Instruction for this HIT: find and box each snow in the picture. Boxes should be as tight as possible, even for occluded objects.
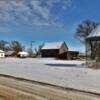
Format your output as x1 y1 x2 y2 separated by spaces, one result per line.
0 58 99 93
41 42 64 49
87 25 100 38
0 50 5 53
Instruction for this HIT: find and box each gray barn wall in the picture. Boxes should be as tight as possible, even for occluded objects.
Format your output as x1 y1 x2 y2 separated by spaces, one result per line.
59 43 68 54
41 49 59 57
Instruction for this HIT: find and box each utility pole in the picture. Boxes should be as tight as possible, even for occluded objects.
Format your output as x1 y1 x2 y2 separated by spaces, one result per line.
30 41 34 50
29 41 34 57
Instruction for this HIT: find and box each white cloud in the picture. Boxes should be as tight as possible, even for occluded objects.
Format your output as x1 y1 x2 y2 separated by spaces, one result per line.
0 27 13 34
0 0 73 26
31 0 50 20
62 0 73 9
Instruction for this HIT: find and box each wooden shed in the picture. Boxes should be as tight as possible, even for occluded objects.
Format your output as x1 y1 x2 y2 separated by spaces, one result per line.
41 42 68 58
56 51 79 60
67 51 79 60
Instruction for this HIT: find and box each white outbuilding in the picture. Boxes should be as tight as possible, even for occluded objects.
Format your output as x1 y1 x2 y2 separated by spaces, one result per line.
18 51 29 58
0 50 5 58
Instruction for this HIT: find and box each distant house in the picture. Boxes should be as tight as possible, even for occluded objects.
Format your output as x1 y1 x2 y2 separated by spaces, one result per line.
41 42 68 58
5 51 17 57
0 50 5 58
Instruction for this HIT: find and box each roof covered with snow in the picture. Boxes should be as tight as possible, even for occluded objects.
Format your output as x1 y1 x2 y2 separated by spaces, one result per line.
5 51 15 55
87 25 100 40
41 42 66 50
0 50 5 53
18 51 28 55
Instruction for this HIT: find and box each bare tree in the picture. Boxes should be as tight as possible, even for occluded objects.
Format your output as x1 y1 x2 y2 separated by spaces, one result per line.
9 41 24 53
75 20 99 59
27 47 33 57
34 44 44 56
0 40 8 51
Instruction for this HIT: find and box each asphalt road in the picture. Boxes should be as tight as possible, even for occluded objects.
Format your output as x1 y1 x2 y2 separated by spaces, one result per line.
0 75 100 100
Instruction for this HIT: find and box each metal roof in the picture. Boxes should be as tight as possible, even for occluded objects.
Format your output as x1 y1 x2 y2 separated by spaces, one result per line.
41 42 66 50
87 25 100 40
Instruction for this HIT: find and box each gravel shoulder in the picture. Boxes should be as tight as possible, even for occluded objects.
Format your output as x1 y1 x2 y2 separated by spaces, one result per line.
0 75 100 100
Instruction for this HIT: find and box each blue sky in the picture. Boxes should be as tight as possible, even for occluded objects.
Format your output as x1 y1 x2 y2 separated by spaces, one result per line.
0 0 99 52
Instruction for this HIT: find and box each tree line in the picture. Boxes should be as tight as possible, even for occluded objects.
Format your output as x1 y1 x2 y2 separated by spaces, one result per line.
0 40 44 57
0 40 24 53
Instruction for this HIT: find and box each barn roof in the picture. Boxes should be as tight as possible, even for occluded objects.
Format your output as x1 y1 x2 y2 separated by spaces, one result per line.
41 42 67 50
87 25 100 40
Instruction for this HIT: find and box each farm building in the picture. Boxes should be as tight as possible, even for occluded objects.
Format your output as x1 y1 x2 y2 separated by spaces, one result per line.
5 51 17 57
86 25 100 68
67 51 79 60
0 50 5 58
18 51 29 58
78 53 86 60
58 51 79 60
41 42 68 58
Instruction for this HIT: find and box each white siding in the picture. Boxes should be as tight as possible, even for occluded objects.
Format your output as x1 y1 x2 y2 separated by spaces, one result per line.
0 53 5 58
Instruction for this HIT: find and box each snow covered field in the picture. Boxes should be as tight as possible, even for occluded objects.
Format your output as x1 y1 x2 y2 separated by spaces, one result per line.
0 58 99 93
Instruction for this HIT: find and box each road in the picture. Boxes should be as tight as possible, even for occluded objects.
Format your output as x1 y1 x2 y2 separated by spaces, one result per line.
0 75 100 100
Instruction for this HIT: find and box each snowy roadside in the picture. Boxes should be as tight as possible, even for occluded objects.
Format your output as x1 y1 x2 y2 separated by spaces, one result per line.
0 58 99 94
